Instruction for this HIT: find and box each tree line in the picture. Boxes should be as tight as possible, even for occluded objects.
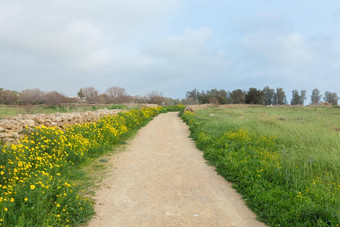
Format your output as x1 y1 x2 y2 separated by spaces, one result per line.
0 87 174 107
1 86 338 107
185 87 339 106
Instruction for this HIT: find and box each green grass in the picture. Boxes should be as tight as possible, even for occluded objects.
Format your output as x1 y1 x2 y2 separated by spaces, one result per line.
181 106 340 226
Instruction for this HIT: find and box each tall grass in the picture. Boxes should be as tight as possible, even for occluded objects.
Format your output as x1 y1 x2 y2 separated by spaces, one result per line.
181 106 340 226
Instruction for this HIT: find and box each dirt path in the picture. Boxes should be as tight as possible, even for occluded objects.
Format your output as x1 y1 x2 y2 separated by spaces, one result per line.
88 112 265 227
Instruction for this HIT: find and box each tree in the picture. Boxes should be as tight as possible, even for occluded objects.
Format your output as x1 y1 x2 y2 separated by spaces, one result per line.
186 89 199 104
230 89 246 104
274 88 287 105
81 87 99 104
77 89 85 99
0 89 18 105
291 90 300 105
19 89 44 105
245 88 264 104
105 86 128 104
324 91 339 105
310 89 322 105
147 91 165 105
44 91 66 107
133 95 148 104
197 90 209 104
263 86 275 105
291 90 307 105
207 89 228 104
300 90 307 105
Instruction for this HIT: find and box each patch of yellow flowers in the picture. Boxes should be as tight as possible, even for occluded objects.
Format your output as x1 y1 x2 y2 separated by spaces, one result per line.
0 107 160 226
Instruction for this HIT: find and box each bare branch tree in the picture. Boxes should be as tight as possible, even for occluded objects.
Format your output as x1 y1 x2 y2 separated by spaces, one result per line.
81 87 99 104
19 89 44 105
44 91 66 107
105 86 128 103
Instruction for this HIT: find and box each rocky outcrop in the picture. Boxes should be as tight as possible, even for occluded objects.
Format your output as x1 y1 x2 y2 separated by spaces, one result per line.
0 109 124 143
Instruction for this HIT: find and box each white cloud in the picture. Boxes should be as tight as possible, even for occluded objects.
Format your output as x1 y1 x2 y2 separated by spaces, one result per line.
154 27 212 58
243 31 317 67
0 0 181 71
149 27 227 71
1 0 339 99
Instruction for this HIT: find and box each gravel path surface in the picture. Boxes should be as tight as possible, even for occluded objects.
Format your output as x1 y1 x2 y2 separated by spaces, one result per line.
88 112 265 227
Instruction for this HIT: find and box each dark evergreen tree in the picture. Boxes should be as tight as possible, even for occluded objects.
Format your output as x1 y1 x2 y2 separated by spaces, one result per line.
245 88 264 104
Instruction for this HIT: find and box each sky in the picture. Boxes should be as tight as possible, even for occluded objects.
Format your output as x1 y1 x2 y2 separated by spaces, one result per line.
1 0 340 100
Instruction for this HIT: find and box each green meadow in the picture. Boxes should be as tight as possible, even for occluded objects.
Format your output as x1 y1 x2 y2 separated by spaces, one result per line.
181 106 340 226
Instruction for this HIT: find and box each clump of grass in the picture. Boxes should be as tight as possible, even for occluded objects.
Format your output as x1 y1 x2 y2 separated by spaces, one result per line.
182 106 340 226
107 104 127 110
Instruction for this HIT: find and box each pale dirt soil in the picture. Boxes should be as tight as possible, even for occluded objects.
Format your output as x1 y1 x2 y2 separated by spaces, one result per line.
88 112 266 227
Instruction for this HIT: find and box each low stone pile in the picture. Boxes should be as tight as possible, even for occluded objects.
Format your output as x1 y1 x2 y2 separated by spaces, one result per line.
0 109 124 143
184 104 213 112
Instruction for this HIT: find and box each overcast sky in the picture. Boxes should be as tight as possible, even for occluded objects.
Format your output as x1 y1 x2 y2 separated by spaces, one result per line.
1 0 340 99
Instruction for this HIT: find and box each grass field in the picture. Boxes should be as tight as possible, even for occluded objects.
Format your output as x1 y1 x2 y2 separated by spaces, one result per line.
181 106 340 226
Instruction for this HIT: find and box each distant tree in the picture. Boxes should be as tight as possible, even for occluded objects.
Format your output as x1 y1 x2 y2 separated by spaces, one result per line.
186 89 200 104
105 86 128 104
273 88 287 105
263 86 275 105
291 90 300 105
0 89 18 105
324 91 339 105
81 87 99 104
310 89 322 105
300 90 307 105
245 88 264 104
44 91 66 107
147 91 165 105
291 89 307 105
230 89 246 104
207 89 228 104
77 89 85 99
133 95 148 104
98 94 110 104
197 90 209 104
19 89 44 105
166 98 181 105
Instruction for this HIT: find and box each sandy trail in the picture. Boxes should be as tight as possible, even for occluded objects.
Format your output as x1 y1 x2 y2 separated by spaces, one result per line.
88 112 265 227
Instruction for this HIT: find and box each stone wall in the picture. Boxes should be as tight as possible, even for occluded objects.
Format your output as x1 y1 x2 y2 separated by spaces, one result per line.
0 109 124 143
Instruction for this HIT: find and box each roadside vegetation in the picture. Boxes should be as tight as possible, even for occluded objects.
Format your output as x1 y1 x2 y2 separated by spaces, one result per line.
0 105 184 226
181 106 340 226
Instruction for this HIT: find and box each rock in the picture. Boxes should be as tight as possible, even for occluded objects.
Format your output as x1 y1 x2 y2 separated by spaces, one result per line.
0 120 15 129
